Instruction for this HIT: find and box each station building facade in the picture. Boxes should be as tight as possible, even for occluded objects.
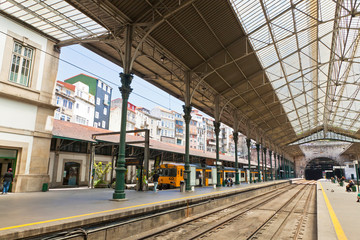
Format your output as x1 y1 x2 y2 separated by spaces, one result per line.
0 15 59 192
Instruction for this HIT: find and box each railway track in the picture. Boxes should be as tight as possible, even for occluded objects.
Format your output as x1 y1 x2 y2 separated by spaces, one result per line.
131 181 316 240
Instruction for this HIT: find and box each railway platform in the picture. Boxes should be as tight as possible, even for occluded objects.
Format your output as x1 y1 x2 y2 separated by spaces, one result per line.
317 179 360 240
0 180 290 239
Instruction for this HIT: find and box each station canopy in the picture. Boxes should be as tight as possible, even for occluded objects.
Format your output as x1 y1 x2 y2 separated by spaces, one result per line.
2 0 360 157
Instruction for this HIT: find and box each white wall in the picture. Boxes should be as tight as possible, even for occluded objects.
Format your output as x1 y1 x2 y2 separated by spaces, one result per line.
109 107 121 131
0 97 37 131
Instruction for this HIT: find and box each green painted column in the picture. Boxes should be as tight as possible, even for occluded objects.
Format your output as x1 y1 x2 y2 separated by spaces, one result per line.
264 147 267 181
274 152 277 180
256 144 261 182
261 145 264 181
269 150 273 180
278 155 281 179
214 121 221 187
233 132 240 185
113 73 133 200
287 160 289 179
246 138 252 183
283 157 286 179
183 105 192 191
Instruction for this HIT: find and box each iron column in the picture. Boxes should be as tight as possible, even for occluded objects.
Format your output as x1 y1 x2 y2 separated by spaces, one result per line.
256 144 261 182
214 121 221 187
233 132 240 185
278 155 281 179
264 147 267 181
113 73 133 200
354 160 359 192
269 150 273 180
246 138 252 183
183 105 192 191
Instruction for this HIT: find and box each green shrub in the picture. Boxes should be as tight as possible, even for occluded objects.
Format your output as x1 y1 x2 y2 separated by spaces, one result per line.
93 161 112 187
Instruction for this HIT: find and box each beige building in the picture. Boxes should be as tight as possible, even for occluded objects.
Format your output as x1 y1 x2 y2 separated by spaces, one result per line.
0 15 59 192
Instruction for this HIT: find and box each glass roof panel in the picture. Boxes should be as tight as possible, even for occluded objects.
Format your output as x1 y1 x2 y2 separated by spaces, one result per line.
0 0 107 41
231 0 360 136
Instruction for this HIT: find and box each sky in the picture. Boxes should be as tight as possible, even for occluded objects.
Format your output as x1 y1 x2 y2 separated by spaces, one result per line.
56 45 186 114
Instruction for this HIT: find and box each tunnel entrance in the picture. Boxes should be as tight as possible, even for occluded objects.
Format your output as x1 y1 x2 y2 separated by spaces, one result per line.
305 158 343 180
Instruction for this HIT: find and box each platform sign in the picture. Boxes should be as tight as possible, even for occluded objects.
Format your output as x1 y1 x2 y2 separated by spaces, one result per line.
212 167 217 185
333 166 345 169
190 165 196 186
243 166 257 169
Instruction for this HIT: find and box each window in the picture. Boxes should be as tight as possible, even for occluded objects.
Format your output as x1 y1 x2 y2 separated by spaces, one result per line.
96 97 100 105
88 106 90 113
98 81 101 87
9 42 33 86
107 87 111 94
76 115 87 125
60 115 65 121
66 116 71 122
103 84 106 91
102 121 106 128
76 103 79 109
68 102 73 109
56 96 61 105
103 108 107 115
63 99 68 108
95 111 99 119
104 94 109 105
65 90 71 96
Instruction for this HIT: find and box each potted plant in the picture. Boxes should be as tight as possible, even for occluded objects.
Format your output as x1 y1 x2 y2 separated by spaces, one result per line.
93 161 112 188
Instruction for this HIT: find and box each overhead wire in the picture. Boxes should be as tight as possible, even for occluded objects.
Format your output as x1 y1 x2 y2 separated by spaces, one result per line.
0 29 179 111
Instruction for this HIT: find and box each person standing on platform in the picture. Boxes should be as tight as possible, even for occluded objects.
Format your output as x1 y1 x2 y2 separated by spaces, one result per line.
199 172 203 186
2 168 13 194
152 171 160 192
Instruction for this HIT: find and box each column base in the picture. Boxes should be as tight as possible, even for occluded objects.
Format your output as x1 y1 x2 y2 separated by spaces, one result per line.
15 174 50 192
113 192 126 200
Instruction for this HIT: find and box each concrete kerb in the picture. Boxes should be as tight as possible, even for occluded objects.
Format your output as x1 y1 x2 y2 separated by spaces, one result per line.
0 180 290 239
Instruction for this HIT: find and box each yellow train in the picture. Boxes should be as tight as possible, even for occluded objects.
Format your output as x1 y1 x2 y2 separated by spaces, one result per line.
157 163 270 189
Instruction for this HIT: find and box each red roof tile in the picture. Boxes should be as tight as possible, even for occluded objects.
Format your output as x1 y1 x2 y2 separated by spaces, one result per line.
52 120 248 164
57 81 75 92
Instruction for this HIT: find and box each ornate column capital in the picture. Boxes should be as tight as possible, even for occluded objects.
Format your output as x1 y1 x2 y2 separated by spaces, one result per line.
233 132 238 143
183 105 192 124
213 121 221 135
119 73 133 100
246 138 251 148
263 147 267 154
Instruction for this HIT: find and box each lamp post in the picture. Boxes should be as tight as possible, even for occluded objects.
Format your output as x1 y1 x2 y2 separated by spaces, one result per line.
354 160 359 192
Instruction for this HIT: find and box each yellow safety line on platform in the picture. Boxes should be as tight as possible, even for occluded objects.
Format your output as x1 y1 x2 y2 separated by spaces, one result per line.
0 187 246 231
319 182 348 240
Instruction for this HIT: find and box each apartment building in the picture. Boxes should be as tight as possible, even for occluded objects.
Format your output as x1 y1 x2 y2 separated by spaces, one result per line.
151 107 175 144
54 81 75 122
109 98 137 132
72 81 95 127
136 107 161 141
173 111 184 146
65 74 112 129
